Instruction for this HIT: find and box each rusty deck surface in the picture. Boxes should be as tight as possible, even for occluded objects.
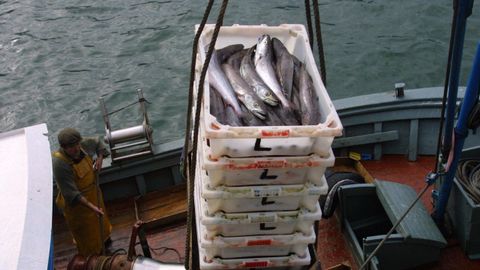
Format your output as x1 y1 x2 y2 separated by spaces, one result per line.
53 156 480 270
53 184 188 269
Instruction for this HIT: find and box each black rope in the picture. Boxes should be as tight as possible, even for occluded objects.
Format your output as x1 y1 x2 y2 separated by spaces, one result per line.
184 1 229 269
182 1 214 268
182 0 215 178
105 98 151 116
304 0 314 49
436 0 460 171
312 0 327 86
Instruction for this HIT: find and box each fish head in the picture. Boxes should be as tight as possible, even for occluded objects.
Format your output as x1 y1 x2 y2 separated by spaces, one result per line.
254 35 271 63
245 95 266 120
259 88 279 106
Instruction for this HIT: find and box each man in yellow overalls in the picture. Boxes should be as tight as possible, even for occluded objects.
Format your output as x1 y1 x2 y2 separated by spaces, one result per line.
53 128 112 256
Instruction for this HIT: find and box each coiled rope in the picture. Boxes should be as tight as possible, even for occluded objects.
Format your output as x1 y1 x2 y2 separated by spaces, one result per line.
467 100 480 129
456 159 480 203
182 1 229 269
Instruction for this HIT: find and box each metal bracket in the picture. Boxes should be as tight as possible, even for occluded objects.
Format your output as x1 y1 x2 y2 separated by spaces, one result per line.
100 89 154 163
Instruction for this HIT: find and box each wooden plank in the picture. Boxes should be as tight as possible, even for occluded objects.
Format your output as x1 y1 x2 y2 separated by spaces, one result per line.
332 130 399 148
53 184 187 270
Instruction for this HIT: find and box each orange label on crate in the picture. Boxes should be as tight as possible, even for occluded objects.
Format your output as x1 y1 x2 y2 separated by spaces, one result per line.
226 163 257 170
261 129 290 137
244 261 269 268
247 239 272 246
226 160 285 170
256 160 285 168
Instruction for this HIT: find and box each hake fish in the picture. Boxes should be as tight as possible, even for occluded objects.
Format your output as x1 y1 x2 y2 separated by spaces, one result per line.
208 49 243 117
216 44 244 63
240 46 279 106
222 63 267 120
298 63 321 125
240 103 266 126
254 35 294 111
209 86 226 124
272 37 294 101
226 49 248 70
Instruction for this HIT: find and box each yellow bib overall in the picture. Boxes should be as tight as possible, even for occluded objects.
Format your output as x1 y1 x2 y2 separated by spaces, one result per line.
54 151 112 256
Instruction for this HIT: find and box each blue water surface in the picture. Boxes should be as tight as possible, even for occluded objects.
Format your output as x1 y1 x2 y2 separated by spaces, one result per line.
0 0 479 149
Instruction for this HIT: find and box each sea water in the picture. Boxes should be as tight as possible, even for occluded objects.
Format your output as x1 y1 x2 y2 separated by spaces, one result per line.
0 0 479 149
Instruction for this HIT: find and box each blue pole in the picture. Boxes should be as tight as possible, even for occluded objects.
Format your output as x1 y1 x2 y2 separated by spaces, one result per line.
434 42 480 224
442 0 474 158
48 234 54 270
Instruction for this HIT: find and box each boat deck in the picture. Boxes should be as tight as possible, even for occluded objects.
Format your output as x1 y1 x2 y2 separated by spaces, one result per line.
53 155 480 270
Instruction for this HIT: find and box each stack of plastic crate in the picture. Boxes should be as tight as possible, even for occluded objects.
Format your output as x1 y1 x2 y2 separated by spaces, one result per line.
194 24 343 269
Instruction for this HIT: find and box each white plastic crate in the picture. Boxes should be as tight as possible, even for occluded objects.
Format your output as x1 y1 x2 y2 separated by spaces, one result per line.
198 220 315 260
200 136 335 187
195 181 322 239
198 246 311 269
196 24 343 159
199 161 328 213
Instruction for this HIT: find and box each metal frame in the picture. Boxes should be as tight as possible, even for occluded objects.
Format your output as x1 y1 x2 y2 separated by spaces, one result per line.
100 89 154 163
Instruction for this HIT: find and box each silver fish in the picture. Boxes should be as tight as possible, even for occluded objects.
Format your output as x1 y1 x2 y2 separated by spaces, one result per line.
272 37 294 101
240 103 265 126
209 86 226 124
208 49 243 117
291 85 303 122
263 103 290 126
274 103 301 125
222 63 267 120
225 104 243 126
298 64 321 125
292 54 303 91
216 44 244 63
226 49 248 70
254 35 294 111
240 46 279 106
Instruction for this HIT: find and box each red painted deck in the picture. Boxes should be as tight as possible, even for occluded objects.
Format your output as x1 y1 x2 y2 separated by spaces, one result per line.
53 155 480 270
315 155 480 270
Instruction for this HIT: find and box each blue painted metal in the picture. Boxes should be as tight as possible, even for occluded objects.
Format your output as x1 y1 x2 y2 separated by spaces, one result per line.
442 0 474 160
333 87 480 158
434 42 480 223
48 235 54 270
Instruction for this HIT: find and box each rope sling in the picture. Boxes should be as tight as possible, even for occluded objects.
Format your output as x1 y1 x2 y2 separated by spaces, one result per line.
181 1 327 268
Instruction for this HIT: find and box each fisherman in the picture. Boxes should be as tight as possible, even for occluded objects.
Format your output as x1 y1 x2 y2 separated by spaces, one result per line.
52 128 112 256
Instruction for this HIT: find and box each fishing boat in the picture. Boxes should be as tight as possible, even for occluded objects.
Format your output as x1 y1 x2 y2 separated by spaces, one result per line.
2 1 480 269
